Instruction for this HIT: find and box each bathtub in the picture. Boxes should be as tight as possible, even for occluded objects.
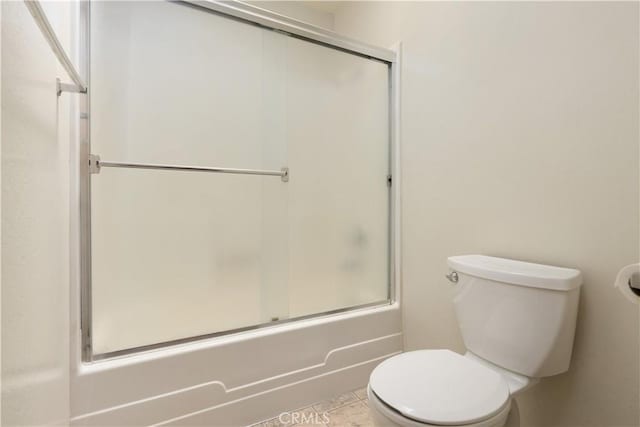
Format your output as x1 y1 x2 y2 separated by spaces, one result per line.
70 303 402 426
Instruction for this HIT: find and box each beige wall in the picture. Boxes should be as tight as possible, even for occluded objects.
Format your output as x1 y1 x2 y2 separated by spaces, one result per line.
333 2 639 426
1 1 74 425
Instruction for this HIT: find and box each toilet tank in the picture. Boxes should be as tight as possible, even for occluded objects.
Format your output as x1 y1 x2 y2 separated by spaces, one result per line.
448 255 581 378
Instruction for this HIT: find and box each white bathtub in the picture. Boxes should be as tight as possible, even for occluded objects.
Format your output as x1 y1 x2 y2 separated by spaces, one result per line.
70 303 402 426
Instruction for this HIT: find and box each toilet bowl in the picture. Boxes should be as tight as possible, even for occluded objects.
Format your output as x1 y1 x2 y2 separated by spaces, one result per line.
366 255 581 427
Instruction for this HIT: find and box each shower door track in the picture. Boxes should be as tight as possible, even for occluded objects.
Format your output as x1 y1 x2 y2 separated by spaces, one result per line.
182 1 396 62
79 0 400 362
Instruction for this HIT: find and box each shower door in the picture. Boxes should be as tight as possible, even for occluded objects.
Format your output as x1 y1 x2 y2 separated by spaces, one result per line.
85 1 392 359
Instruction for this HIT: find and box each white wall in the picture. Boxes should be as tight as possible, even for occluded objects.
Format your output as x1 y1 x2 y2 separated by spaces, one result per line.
1 1 75 425
334 2 639 426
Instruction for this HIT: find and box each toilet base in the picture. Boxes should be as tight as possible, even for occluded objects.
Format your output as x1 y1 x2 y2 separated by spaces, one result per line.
367 385 520 427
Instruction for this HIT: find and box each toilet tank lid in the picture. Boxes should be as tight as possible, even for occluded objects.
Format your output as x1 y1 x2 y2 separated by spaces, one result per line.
448 255 582 291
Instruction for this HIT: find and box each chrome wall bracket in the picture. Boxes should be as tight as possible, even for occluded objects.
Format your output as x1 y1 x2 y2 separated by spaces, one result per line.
57 78 87 97
89 154 101 174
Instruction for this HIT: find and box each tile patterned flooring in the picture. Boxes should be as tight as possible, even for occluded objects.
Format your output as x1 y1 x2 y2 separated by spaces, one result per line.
251 388 373 427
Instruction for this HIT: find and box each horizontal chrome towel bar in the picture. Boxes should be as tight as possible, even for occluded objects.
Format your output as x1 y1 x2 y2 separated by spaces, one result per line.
89 155 289 182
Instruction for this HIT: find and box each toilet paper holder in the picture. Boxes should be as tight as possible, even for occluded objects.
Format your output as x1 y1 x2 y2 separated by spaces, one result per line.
614 263 640 304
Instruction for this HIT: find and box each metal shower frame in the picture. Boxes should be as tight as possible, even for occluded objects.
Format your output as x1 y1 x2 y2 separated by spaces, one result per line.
75 0 401 362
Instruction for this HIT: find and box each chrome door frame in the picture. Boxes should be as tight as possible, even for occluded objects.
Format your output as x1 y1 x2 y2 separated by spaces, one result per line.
79 0 401 362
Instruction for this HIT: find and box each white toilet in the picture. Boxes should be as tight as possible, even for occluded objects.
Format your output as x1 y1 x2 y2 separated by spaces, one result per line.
368 255 582 427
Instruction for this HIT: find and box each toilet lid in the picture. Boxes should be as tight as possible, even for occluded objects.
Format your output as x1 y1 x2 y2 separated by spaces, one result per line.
369 350 510 425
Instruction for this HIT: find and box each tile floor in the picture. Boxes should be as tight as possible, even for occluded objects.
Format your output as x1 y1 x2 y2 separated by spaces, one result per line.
251 387 373 427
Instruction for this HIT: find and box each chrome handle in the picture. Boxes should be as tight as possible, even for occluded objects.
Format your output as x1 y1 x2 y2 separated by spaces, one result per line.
445 271 459 283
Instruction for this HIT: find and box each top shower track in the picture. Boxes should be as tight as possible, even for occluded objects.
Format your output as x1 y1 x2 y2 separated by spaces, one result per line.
183 0 396 63
24 0 397 97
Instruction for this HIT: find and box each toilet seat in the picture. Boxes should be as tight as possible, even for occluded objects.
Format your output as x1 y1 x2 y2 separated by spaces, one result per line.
369 350 511 426
368 385 512 427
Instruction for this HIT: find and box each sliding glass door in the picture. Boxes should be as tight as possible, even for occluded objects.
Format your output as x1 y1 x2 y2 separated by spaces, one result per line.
86 1 391 358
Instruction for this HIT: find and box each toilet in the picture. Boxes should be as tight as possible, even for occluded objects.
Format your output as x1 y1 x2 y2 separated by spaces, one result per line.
368 255 582 427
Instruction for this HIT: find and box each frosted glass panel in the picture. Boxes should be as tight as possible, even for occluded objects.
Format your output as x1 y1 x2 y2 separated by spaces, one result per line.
89 1 389 356
91 172 279 354
285 39 389 317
